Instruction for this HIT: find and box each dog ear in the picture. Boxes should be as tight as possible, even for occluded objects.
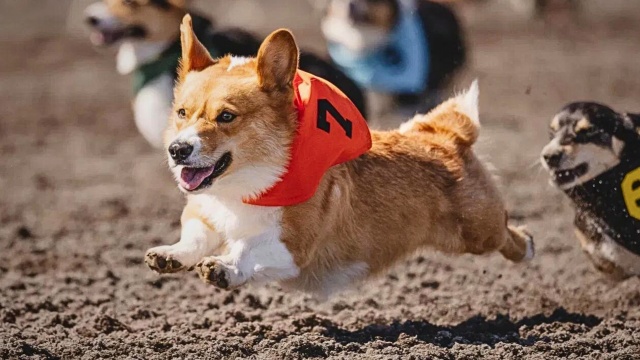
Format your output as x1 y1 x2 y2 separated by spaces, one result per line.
583 103 640 145
256 29 299 91
618 113 640 145
178 14 215 81
627 113 640 137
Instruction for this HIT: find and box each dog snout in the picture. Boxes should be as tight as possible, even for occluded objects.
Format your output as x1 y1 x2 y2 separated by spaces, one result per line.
542 150 564 168
84 2 118 30
169 141 194 162
86 16 100 27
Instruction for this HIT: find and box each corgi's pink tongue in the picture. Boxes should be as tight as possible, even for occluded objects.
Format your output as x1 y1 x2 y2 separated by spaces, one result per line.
89 30 123 46
179 166 215 191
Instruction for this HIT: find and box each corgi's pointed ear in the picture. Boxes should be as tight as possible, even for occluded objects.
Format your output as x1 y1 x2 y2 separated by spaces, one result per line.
178 14 215 80
256 29 299 91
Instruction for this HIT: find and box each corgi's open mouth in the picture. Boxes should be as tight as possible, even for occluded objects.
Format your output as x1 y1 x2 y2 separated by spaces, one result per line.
552 163 589 185
178 152 232 192
89 26 147 46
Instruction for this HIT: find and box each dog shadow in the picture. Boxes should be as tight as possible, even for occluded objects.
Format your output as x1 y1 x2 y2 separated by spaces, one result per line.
322 307 601 348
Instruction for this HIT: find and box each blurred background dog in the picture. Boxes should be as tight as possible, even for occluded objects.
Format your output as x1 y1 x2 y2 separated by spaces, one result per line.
84 0 367 148
432 0 581 19
319 0 466 115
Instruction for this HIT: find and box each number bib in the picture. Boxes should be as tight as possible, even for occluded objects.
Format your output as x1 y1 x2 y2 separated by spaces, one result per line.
565 150 640 255
244 70 372 206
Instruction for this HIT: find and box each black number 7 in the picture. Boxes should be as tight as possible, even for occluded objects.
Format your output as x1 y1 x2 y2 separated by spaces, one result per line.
316 99 353 139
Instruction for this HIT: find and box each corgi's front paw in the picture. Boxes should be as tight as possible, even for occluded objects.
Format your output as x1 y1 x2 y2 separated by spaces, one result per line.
195 256 245 290
145 246 190 273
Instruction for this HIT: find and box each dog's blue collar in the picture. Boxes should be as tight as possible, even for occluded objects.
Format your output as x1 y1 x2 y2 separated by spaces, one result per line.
327 9 430 94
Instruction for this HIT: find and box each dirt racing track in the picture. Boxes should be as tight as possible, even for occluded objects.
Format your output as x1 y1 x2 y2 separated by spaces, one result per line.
1 1 640 358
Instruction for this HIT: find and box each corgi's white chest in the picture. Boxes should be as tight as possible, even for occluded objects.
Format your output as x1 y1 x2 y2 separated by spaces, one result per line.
191 194 282 241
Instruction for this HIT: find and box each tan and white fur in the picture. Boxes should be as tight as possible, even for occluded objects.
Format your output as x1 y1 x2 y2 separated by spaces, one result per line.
145 15 534 298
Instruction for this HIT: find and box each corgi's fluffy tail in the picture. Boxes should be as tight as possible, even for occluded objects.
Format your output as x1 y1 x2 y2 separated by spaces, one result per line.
399 80 480 148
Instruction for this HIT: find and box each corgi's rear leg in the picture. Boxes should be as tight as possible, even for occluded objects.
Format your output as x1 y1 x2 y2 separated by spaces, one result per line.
500 225 534 262
462 216 535 262
459 222 534 262
456 208 534 262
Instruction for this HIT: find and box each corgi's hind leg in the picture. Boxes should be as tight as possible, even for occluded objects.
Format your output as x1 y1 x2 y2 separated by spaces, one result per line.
499 225 534 262
460 223 533 262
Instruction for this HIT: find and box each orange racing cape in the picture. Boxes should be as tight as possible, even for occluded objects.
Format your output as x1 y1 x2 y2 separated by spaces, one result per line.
244 70 371 206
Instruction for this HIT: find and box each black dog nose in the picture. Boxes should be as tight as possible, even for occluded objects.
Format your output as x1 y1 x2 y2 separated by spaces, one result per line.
86 16 100 27
543 152 563 167
169 142 194 161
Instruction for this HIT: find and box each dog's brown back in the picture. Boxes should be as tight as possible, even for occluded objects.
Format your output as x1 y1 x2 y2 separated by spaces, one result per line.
280 83 532 292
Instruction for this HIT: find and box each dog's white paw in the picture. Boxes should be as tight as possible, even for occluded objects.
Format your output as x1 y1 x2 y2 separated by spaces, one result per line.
195 256 246 290
144 245 200 274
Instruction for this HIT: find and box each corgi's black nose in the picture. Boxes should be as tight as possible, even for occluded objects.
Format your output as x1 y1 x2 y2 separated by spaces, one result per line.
169 142 194 161
543 152 563 168
86 16 99 27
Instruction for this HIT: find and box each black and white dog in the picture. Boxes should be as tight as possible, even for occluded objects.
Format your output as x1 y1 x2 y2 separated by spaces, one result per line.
542 102 640 278
320 0 466 113
85 0 367 148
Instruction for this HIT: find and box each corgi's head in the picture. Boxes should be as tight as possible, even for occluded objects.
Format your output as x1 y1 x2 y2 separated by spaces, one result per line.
321 0 400 53
84 0 188 46
541 102 638 189
164 16 299 199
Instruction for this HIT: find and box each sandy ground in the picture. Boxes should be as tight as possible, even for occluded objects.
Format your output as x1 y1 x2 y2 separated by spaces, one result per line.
2 1 640 359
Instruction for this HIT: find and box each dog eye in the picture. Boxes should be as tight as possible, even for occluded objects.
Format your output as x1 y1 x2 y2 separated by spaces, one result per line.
122 0 136 6
216 111 236 123
575 127 598 138
177 108 186 119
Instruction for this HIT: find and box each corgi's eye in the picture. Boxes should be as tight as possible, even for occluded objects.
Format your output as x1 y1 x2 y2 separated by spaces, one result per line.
216 111 236 123
122 0 136 7
177 108 186 119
